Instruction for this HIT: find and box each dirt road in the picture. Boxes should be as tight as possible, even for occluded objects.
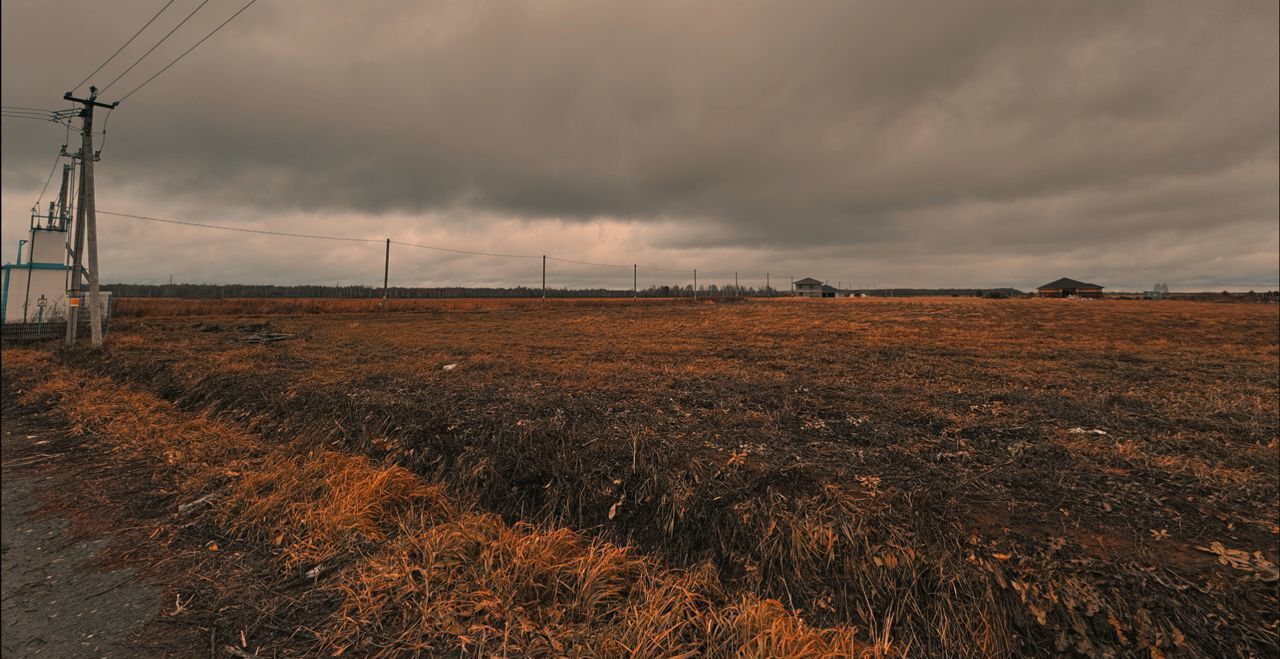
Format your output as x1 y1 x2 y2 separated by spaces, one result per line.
1 415 163 657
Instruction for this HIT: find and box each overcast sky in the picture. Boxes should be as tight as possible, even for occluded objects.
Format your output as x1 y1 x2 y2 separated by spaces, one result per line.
3 0 1277 291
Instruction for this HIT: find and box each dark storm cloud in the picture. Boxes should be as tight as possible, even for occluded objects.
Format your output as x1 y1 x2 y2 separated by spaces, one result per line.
2 0 1277 290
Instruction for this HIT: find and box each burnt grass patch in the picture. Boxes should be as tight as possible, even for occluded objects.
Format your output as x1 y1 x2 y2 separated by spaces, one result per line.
57 298 1280 656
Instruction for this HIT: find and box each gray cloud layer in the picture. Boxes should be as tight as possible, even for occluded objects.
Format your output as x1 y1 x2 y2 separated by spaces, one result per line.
2 0 1277 290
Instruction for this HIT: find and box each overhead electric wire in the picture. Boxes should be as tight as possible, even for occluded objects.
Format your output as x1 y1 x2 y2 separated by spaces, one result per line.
0 105 58 113
546 256 631 269
391 240 540 260
94 210 382 243
97 108 114 153
35 150 63 207
1 112 71 127
117 0 259 103
1 110 58 119
100 0 211 95
639 264 700 274
59 207 762 284
70 0 178 93
36 115 76 208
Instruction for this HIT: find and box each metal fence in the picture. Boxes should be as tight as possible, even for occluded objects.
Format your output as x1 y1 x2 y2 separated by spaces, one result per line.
0 318 110 343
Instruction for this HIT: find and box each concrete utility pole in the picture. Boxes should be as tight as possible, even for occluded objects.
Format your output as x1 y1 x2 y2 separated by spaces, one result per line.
64 86 117 347
382 238 390 307
65 149 88 346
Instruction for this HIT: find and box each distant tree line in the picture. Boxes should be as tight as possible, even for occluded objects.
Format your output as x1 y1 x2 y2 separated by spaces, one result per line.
101 282 795 299
863 288 1025 298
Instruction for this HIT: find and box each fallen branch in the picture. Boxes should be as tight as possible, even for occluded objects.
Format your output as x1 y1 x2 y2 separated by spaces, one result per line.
223 645 261 659
178 493 219 514
2 453 62 467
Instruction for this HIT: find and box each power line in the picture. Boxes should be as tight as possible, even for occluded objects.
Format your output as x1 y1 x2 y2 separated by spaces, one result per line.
27 107 76 210
0 105 59 113
70 0 178 93
117 0 259 103
546 255 631 269
638 265 695 274
1 112 73 128
392 240 540 260
35 149 64 206
95 209 381 243
101 0 211 95
97 108 115 154
73 207 770 283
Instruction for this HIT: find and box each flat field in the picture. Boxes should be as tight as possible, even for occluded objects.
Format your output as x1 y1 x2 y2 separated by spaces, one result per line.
8 297 1278 656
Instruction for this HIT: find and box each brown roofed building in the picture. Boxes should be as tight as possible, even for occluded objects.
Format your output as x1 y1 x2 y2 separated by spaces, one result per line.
1037 277 1104 298
794 277 824 297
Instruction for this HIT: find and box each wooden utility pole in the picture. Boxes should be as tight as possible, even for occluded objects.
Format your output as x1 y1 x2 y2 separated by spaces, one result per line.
64 86 117 347
382 238 390 307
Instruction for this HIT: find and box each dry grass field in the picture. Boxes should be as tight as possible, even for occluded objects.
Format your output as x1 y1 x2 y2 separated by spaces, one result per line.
4 297 1277 656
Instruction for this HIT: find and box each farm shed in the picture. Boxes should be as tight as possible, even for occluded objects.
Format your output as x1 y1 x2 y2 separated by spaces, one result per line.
1037 277 1104 298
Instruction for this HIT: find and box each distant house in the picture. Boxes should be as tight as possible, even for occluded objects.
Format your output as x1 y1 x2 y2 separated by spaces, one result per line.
794 277 824 297
1037 277 1104 298
794 278 843 298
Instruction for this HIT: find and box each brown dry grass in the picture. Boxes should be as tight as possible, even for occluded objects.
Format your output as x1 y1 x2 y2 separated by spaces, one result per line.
5 348 875 657
111 296 710 318
28 297 1280 656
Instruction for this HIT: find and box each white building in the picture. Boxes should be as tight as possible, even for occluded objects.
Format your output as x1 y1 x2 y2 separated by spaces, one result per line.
2 212 110 326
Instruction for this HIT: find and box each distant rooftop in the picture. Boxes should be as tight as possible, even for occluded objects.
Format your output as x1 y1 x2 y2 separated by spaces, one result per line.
1038 277 1103 290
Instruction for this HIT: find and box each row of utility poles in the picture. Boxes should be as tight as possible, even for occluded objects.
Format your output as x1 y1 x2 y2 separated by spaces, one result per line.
62 86 117 347
374 244 791 300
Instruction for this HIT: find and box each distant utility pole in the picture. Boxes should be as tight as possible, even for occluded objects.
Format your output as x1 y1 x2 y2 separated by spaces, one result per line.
766 272 770 296
382 238 390 307
64 86 117 347
693 269 697 300
790 275 794 294
633 264 637 299
541 255 546 299
734 272 739 297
